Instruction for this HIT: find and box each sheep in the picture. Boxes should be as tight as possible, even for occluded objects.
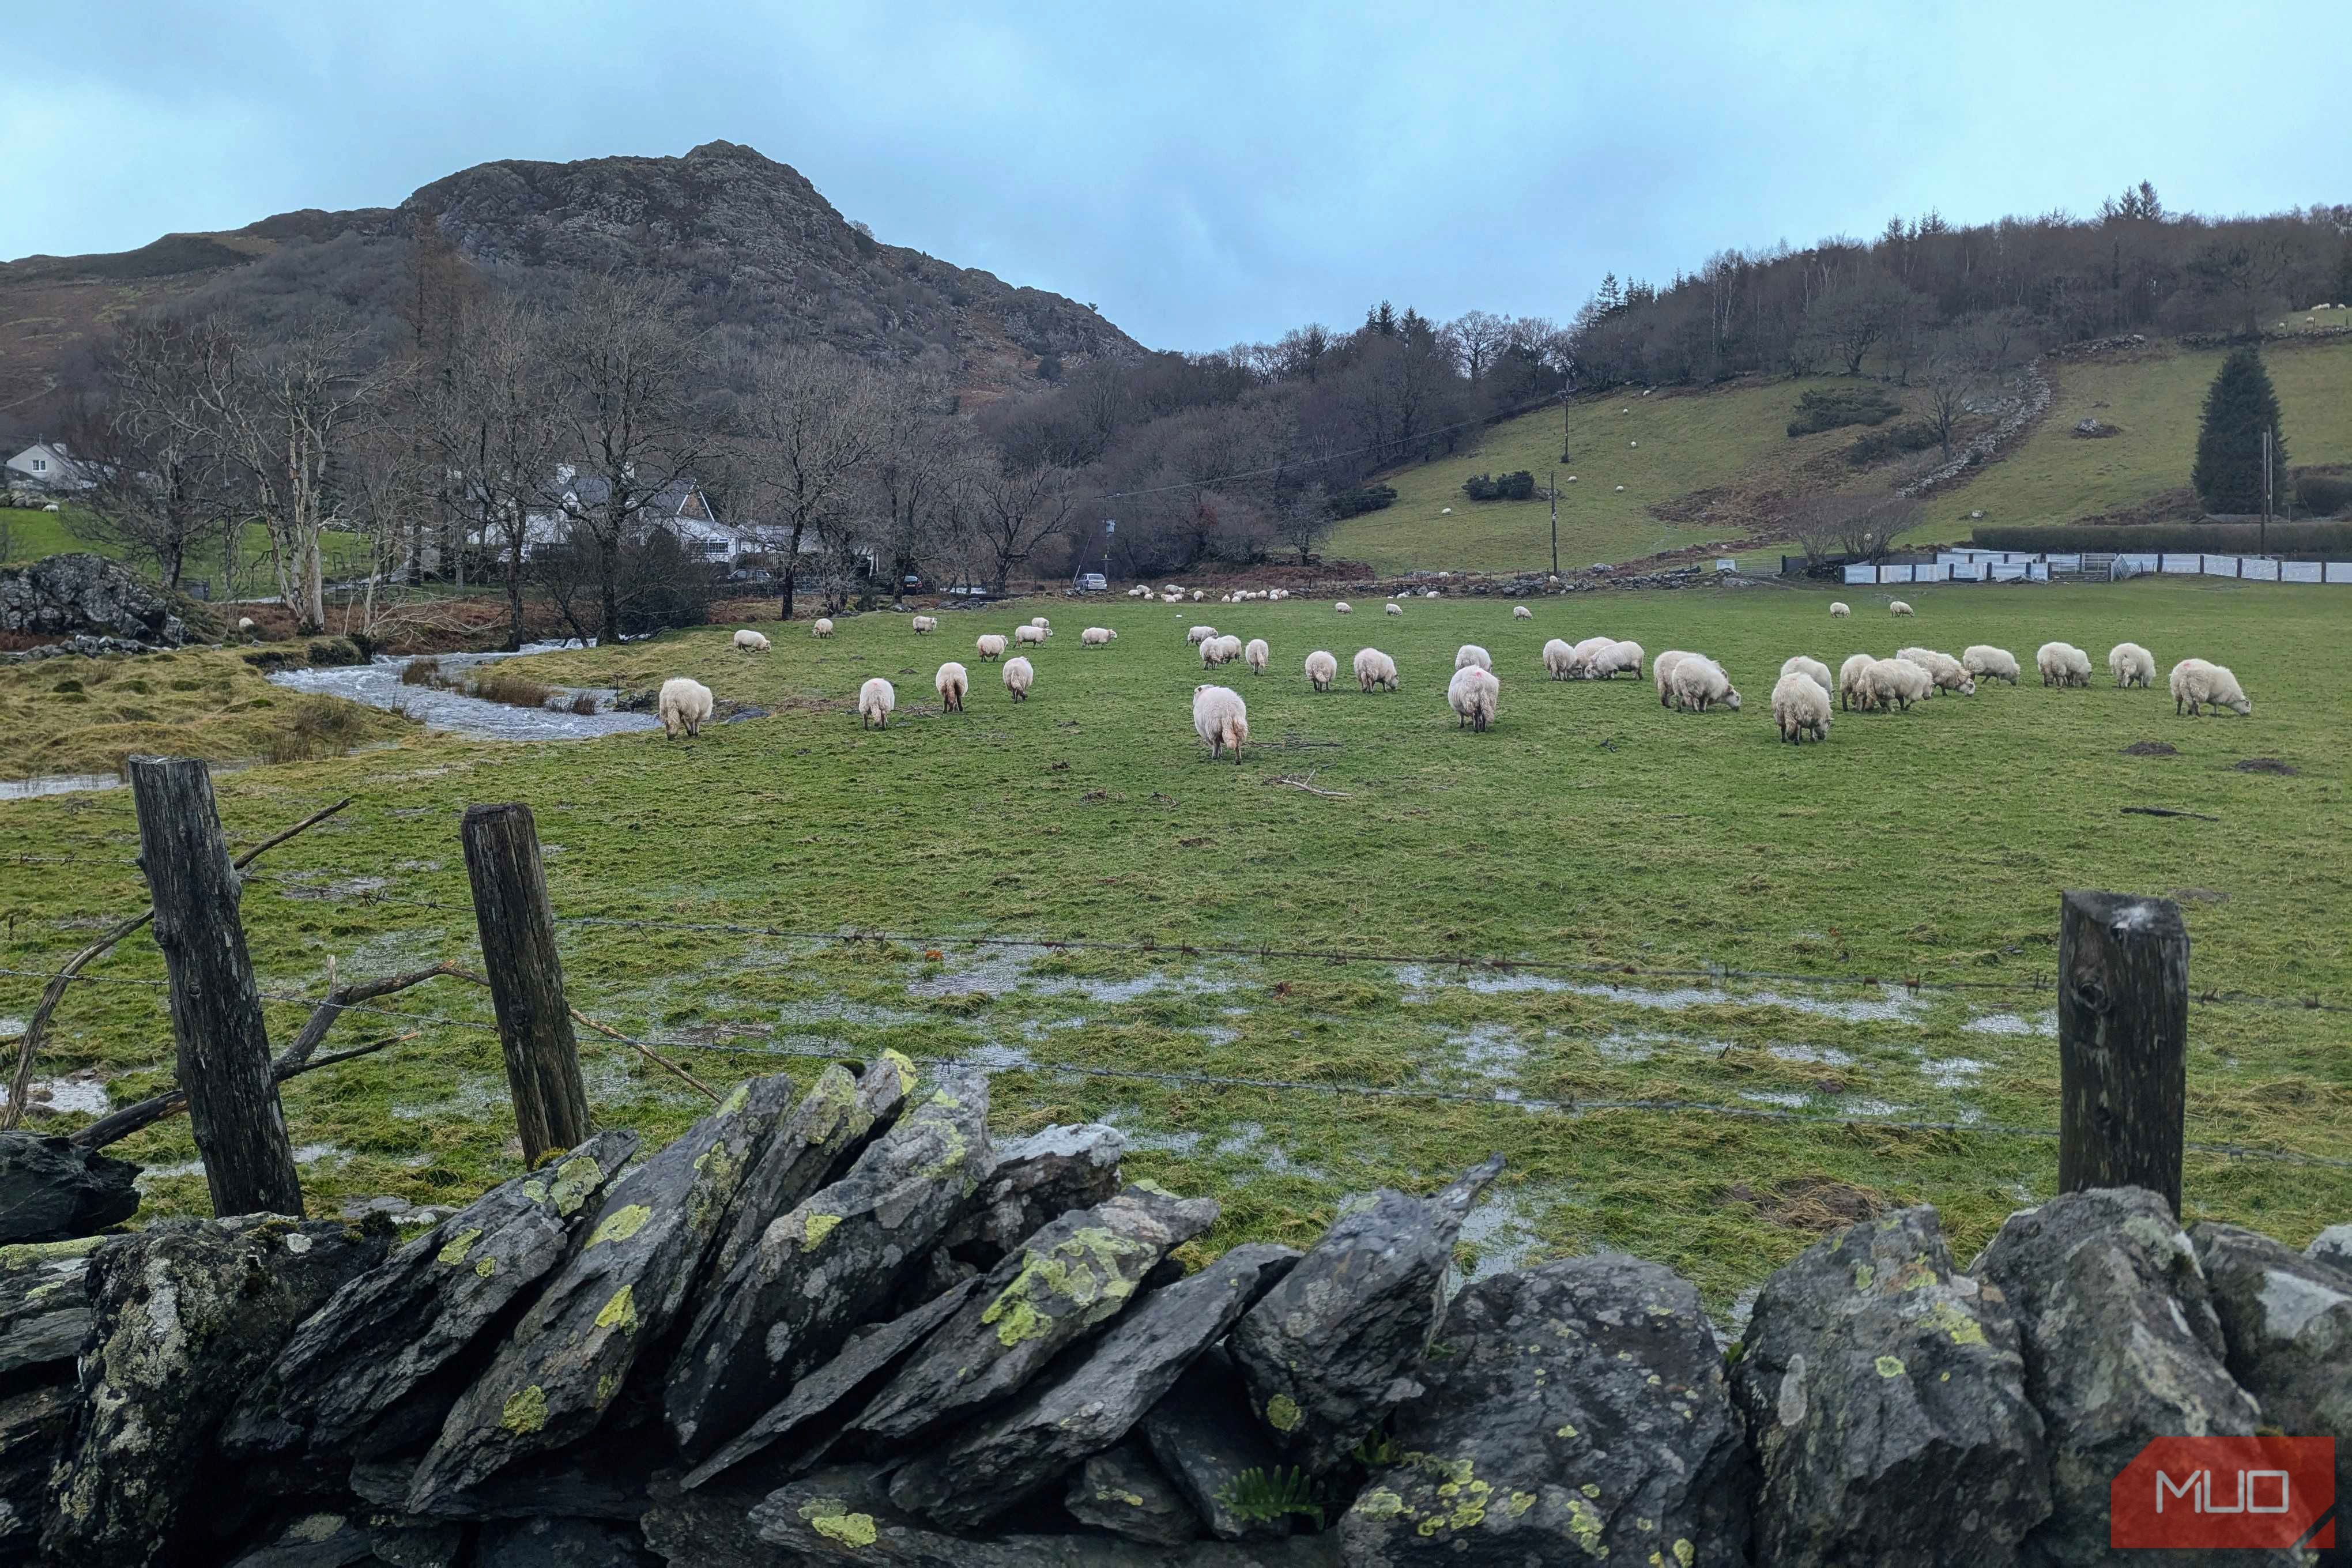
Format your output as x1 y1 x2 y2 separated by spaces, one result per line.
1164 585 1183 595
1567 635 1616 678
2108 641 2156 689
1352 647 1400 692
934 661 968 713
1771 671 1833 744
1668 657 1741 712
1191 590 1204 602
1829 602 1850 617
1160 594 1182 604
733 628 771 653
1447 665 1502 732
1655 649 1702 704
1305 650 1339 691
1080 626 1117 646
911 615 938 635
1897 647 1975 695
1128 585 1149 598
1837 653 1878 713
1592 639 1645 679
1962 644 2021 685
1888 601 1914 617
975 634 1008 661
1334 601 1352 615
1200 635 1241 668
1031 617 1051 630
1780 654 1833 698
1014 624 1050 647
1192 683 1248 763
1003 655 1036 702
1513 605 1532 619
1865 657 1933 711
1454 643 1492 673
811 617 838 639
1186 624 1219 646
858 677 896 729
2036 642 2092 688
237 616 258 637
657 677 714 739
1422 589 1439 598
1545 638 1580 681
1243 637 1271 675
2169 658 2252 717
1385 602 1403 616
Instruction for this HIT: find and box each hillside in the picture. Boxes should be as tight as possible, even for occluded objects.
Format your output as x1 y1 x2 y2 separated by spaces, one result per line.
1330 332 2352 573
0 141 1138 424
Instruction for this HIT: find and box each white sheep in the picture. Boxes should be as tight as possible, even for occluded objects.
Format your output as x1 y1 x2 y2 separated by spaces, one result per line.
1897 647 1975 695
1779 655 1833 698
1454 643 1492 673
1200 635 1238 668
733 628 771 652
1031 617 1051 630
238 616 258 636
1334 601 1352 615
2036 642 2091 688
1888 601 1914 617
858 677 896 729
975 633 1008 661
1592 639 1645 679
1513 605 1532 619
657 677 713 739
1771 671 1833 744
1192 683 1248 763
2108 641 2155 689
1081 626 1117 646
1164 585 1183 595
1655 650 1701 705
1962 645 2021 685
1191 590 1204 602
1128 585 1149 598
1829 602 1850 618
1422 589 1439 598
1669 657 1741 712
1447 665 1501 732
1544 639 1580 681
1352 647 1400 692
1003 655 1035 702
1305 650 1339 691
1837 653 1878 713
1245 637 1270 675
1160 593 1182 604
1385 602 1403 616
1186 624 1219 646
1567 635 1616 678
934 661 968 713
2169 658 2252 717
813 617 835 638
1866 657 1933 711
911 615 938 635
1014 624 1050 647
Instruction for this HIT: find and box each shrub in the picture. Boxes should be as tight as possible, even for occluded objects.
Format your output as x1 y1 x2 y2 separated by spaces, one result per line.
467 671 558 710
265 696 372 763
1846 422 1941 466
1787 387 1899 437
1461 470 1536 502
398 657 443 687
2293 473 2352 518
1330 484 1398 519
1971 521 2352 556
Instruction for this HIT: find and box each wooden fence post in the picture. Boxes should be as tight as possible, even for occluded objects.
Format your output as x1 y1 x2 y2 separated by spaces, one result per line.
127 756 306 1218
461 803 591 1164
2057 889 2188 1214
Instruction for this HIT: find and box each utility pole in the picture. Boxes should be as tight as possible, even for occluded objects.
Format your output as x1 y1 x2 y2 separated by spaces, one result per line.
2260 427 2274 556
1549 469 1560 580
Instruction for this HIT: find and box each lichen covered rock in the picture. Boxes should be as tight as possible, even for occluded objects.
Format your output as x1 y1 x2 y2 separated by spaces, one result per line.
0 1132 139 1244
1064 1441 1201 1546
1143 1344 1295 1541
937 1122 1129 1269
0 1235 104 1379
2190 1222 2351 1507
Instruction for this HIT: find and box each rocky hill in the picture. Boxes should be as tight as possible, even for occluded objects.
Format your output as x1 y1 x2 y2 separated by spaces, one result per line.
0 140 1139 424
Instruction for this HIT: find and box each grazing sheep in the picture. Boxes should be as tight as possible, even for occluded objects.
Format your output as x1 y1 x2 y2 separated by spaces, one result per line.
1544 639 1580 681
975 634 1008 661
1200 635 1238 668
1422 589 1439 598
1829 602 1851 618
1305 650 1339 691
1454 643 1492 673
2169 658 2252 717
1655 650 1702 705
2108 641 2156 688
1780 654 1834 698
934 662 968 713
1352 647 1400 692
1771 671 1833 743
1865 657 1933 711
1592 639 1645 679
1192 683 1248 762
1014 624 1050 647
1128 586 1149 598
1334 601 1352 615
1080 626 1117 646
733 628 771 652
1962 645 2021 685
1160 594 1182 604
811 617 837 639
657 677 714 739
1513 605 1532 619
1031 617 1050 630
1245 637 1270 674
1568 635 1616 678
1003 655 1036 702
2036 642 2092 688
1888 601 1914 617
858 677 896 729
237 616 258 637
1668 657 1741 712
911 615 938 634
1385 602 1403 616
1191 590 1204 602
1164 585 1183 595
1186 624 1219 646
1837 653 1878 712
1897 647 1976 695
1447 665 1502 732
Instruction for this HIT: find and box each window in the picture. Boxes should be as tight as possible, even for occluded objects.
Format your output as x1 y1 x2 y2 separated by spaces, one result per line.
30 458 46 472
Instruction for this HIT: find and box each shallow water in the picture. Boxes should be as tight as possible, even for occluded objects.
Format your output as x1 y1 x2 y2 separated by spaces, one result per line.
269 643 661 741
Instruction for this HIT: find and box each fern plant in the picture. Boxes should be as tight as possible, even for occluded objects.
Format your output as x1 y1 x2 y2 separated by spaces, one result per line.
1215 1466 1325 1529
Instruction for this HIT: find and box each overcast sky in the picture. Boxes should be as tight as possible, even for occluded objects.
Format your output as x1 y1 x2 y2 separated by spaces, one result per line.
6 1 2341 350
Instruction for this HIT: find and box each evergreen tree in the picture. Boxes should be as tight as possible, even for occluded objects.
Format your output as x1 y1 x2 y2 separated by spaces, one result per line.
2191 348 2285 514
2334 243 2352 307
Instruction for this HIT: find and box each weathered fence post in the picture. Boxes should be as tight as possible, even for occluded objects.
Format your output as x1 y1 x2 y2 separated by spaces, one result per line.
127 756 306 1218
461 803 591 1164
2057 889 2188 1214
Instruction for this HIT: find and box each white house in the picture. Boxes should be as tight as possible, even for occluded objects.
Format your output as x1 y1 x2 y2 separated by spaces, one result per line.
493 466 875 574
5 440 93 492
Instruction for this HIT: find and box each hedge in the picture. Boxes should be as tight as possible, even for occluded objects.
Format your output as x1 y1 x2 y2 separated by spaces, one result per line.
1970 521 2352 557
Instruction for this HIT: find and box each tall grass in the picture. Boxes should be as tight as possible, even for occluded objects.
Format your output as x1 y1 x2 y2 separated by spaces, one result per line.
264 696 375 763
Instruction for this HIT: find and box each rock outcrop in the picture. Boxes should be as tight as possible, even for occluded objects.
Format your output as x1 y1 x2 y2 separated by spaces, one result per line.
0 555 185 646
0 1132 140 1243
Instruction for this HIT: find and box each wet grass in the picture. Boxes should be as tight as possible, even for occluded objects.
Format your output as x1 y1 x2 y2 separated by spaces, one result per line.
1 578 2345 1307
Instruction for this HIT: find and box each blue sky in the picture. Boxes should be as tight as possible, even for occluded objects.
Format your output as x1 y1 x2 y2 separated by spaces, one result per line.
5 1 2341 350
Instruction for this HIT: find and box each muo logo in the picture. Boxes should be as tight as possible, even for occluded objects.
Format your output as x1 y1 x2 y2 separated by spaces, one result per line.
2110 1435 2335 1550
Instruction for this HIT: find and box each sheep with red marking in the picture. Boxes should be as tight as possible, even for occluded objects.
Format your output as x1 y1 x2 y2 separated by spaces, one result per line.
1192 683 1248 762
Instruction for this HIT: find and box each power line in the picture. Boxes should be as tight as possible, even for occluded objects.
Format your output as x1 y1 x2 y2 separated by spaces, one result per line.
1095 408 1511 503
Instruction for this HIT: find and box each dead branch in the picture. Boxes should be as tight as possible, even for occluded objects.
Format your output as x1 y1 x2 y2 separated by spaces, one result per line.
566 1005 723 1104
2120 806 2221 822
1267 771 1353 799
72 1031 416 1151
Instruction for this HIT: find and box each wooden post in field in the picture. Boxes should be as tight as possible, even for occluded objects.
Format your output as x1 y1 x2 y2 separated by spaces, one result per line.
461 803 590 1164
2057 889 2188 1214
127 756 305 1218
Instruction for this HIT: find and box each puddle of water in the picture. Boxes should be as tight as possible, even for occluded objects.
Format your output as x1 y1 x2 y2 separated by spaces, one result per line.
1963 1011 2056 1037
1192 1024 1239 1047
1739 1090 1811 1109
1099 1112 1203 1156
137 1159 206 1186
270 644 660 742
1767 1043 1855 1067
1454 1186 1552 1285
3 757 260 803
907 951 1033 999
1400 964 1932 1026
1840 1098 1904 1118
0 1076 111 1117
956 1042 1035 1075
1031 969 1242 1005
1212 1122 1326 1182
291 1143 346 1166
1920 1055 1990 1087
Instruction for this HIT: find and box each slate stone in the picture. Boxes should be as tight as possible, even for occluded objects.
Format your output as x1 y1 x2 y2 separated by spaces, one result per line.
1730 1207 2047 1568
0 1384 73 1561
1143 1344 1294 1541
939 1122 1129 1268
0 1235 103 1378
2191 1222 2351 1511
662 1072 996 1461
639 1476 775 1567
224 1130 639 1458
352 1453 646 1522
855 1185 1221 1454
360 1513 466 1568
476 1514 652 1567
1340 1253 1750 1567
681 1279 981 1491
1064 1441 1201 1546
886 1241 1292 1526
0 1133 138 1243
223 1512 378 1568
42 1215 391 1568
1229 1153 1503 1472
1975 1188 2270 1568
2310 1222 2352 1270
407 1075 798 1512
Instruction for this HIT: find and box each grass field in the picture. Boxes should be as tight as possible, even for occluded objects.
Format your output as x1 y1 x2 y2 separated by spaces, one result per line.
2 580 2345 1308
1330 337 2352 574
0 504 365 595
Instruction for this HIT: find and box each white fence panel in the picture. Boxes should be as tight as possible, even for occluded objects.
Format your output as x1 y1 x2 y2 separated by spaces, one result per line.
2028 563 2051 581
2045 554 2082 571
1880 564 1915 584
2202 555 2241 578
2327 563 2352 584
2240 557 2281 582
2281 561 2323 583
2116 553 2161 575
1915 563 1951 583
1951 563 1987 581
1992 561 2027 582
1844 564 1878 585
2161 553 2202 574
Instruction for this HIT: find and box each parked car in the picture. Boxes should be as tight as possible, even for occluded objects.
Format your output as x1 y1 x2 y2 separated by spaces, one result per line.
1077 572 1108 591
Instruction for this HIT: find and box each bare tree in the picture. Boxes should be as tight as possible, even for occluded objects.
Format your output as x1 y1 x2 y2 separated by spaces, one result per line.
1786 492 1918 565
1271 483 1332 565
335 416 430 644
739 345 890 618
966 460 1076 594
66 319 240 590
869 378 977 594
1446 310 1512 382
428 293 559 648
1803 274 1913 377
